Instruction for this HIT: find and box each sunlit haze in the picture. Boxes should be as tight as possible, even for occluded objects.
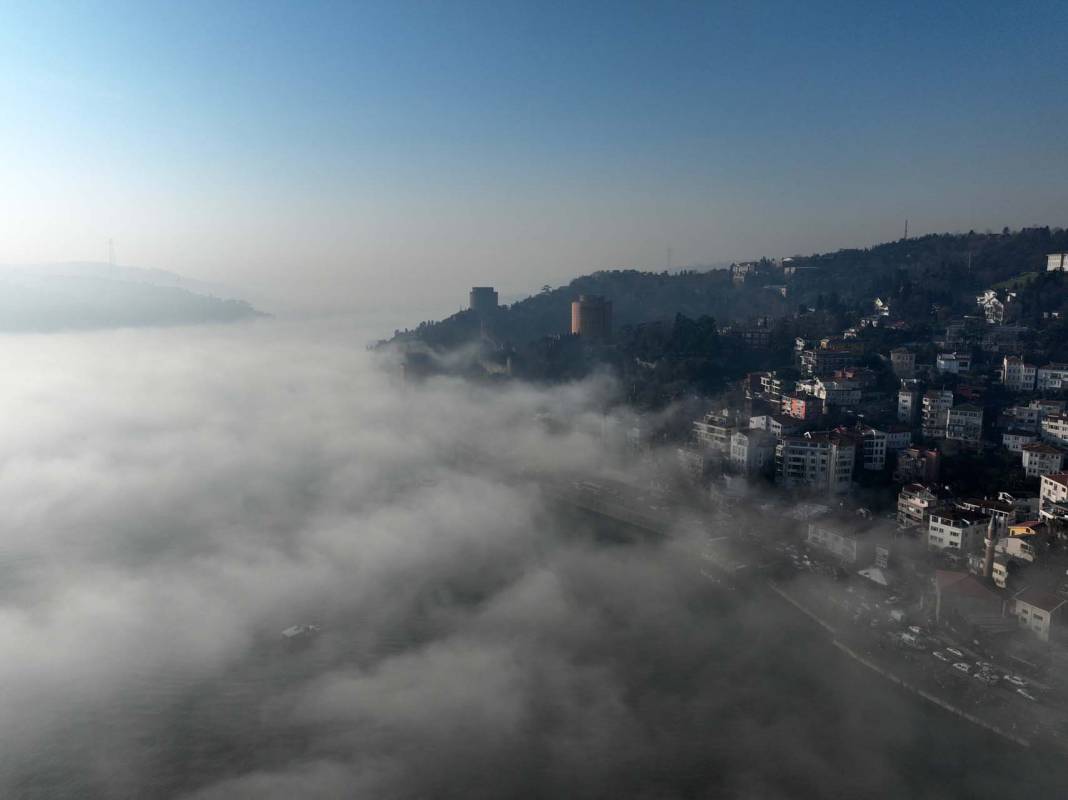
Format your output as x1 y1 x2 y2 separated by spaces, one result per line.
2 1 1066 318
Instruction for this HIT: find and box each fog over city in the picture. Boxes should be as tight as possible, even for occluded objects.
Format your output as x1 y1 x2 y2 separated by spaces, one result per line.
4 2 1068 798
0 318 1057 799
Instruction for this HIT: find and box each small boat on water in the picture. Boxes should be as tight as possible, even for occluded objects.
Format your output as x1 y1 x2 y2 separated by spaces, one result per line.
281 623 321 641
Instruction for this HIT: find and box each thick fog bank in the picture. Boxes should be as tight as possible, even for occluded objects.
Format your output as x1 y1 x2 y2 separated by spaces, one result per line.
0 320 1060 799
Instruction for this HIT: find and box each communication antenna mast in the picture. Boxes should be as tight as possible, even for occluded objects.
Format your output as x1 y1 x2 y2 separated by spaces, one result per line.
903 219 908 241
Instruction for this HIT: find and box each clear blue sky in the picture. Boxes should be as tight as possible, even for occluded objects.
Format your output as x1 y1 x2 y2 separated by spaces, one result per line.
1 0 1066 313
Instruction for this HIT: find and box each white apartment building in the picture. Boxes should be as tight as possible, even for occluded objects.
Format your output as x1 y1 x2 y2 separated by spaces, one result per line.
1021 442 1065 478
1040 414 1068 448
1039 473 1068 521
898 388 919 423
1047 253 1068 272
922 390 954 438
927 511 988 552
1002 430 1038 452
729 430 775 476
898 484 939 529
976 290 1011 325
936 352 971 374
946 404 983 445
1001 356 1037 392
1037 363 1068 391
776 433 855 494
693 415 735 453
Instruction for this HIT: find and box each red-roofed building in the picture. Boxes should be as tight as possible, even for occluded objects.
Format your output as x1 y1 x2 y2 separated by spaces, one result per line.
934 570 1006 626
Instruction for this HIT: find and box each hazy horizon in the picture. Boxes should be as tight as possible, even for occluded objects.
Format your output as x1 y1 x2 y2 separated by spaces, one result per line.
2 2 1066 314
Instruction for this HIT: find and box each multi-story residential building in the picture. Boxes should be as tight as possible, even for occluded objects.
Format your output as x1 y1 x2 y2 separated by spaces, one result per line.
898 484 940 529
936 352 971 374
959 498 1016 533
1021 442 1065 478
833 367 877 388
749 413 772 431
1040 414 1068 448
898 386 920 423
995 536 1037 563
805 522 878 565
999 491 1040 518
860 427 888 471
883 425 913 452
759 371 796 403
776 432 855 494
1001 356 1037 391
927 510 988 553
858 425 911 471
676 446 707 482
976 289 1013 325
922 390 954 438
781 393 820 421
893 447 941 483
1003 404 1041 432
1047 253 1068 272
982 325 1030 354
945 404 983 445
729 430 775 476
1002 429 1038 452
890 348 915 379
1037 363 1068 391
693 414 735 453
800 347 855 378
814 379 861 407
767 414 802 439
1034 399 1066 415
1039 473 1068 522
1012 587 1066 642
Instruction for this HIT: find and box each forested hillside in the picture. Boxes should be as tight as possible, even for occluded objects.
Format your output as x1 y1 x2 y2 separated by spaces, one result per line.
390 226 1068 351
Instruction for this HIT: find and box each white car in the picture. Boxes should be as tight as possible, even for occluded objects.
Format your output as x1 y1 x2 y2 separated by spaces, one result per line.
1017 688 1038 702
1004 675 1029 688
946 648 964 659
932 650 951 662
952 662 971 674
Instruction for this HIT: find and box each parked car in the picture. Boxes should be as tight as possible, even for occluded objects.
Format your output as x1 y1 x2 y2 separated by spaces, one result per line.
932 650 951 662
1004 675 1029 688
946 648 964 659
1017 689 1038 702
953 662 971 674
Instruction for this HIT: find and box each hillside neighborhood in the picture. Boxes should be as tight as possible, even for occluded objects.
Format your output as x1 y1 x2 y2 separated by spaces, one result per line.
394 234 1068 746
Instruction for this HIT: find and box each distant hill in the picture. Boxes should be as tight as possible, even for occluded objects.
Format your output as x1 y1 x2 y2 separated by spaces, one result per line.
0 262 264 332
390 226 1068 350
